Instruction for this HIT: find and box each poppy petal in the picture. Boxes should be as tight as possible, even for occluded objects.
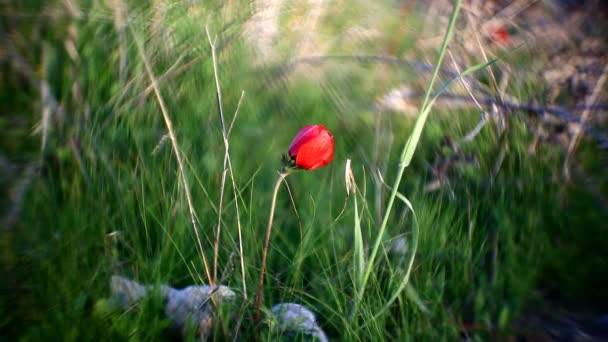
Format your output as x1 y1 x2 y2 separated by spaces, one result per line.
295 131 334 170
288 125 320 158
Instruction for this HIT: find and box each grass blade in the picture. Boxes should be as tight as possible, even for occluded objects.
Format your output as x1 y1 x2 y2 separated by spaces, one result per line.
357 0 463 311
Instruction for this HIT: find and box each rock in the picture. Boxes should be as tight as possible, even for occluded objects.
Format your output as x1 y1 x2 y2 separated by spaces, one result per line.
271 303 328 342
389 236 408 257
165 284 235 336
107 275 235 339
388 235 409 270
109 275 149 308
377 86 419 117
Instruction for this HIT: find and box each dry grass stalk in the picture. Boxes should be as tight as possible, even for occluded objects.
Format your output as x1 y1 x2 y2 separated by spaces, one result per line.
132 24 214 286
206 26 248 298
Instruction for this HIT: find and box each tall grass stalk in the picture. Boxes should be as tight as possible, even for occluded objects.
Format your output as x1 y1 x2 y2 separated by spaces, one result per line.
206 26 248 297
255 172 289 327
356 0 462 313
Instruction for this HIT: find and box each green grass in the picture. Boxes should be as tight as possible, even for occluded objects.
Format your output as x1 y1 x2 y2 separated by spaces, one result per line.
2 0 608 340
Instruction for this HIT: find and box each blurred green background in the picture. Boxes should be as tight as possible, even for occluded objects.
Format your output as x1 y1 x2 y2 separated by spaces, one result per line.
1 0 607 340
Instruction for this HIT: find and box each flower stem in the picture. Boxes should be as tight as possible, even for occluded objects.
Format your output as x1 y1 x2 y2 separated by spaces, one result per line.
255 172 288 328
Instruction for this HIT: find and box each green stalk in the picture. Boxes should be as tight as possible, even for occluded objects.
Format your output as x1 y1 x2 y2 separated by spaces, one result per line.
353 189 365 294
356 0 462 309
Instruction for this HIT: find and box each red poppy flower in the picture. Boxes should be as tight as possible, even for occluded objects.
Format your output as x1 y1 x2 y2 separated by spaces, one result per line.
489 25 510 46
288 124 334 170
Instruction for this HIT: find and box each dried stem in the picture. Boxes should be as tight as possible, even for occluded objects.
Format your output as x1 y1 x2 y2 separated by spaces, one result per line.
111 0 127 83
214 167 228 282
132 25 213 286
206 26 248 297
255 172 288 327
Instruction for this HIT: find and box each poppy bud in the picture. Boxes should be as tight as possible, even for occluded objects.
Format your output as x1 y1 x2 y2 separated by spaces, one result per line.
287 124 334 170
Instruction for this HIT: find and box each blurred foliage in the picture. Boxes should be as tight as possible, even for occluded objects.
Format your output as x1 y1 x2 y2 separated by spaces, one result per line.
1 0 607 340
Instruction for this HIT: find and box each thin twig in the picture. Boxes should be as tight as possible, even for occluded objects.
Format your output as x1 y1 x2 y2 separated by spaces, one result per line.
448 50 490 143
228 91 245 136
449 51 485 112
461 113 489 142
564 63 608 181
378 89 608 148
131 25 213 286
